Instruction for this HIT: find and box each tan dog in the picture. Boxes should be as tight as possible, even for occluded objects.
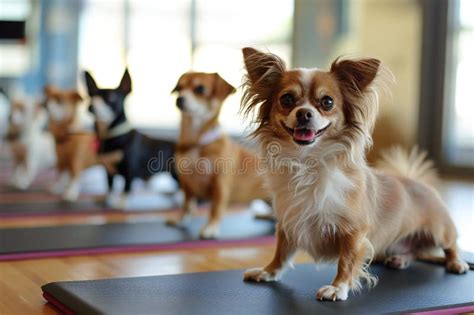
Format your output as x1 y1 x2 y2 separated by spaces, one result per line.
240 47 468 301
169 72 268 239
44 86 121 201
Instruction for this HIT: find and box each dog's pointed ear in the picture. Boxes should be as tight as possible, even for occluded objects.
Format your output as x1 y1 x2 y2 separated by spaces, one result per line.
171 77 181 94
84 71 99 96
330 58 380 93
213 73 235 101
171 84 178 94
43 84 57 97
241 48 286 124
69 91 83 103
118 69 132 95
242 47 286 85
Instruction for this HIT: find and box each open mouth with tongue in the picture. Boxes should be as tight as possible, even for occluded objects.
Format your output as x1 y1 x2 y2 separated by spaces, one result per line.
281 121 331 146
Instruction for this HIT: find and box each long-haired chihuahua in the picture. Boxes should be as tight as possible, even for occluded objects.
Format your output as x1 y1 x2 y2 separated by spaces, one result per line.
240 47 468 301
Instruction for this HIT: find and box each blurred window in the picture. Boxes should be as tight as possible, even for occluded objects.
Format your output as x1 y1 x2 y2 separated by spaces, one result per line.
79 0 293 133
443 0 474 167
0 0 30 76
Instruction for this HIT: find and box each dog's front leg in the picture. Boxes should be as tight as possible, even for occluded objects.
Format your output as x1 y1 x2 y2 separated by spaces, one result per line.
166 187 196 226
199 175 230 239
316 232 372 301
63 163 82 202
244 224 296 282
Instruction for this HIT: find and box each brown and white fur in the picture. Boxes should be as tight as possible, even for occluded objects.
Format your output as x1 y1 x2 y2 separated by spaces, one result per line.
5 98 56 189
44 86 121 201
169 72 268 239
240 47 468 301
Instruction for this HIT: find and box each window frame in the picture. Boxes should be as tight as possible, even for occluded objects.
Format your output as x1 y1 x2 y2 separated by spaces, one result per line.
418 0 474 177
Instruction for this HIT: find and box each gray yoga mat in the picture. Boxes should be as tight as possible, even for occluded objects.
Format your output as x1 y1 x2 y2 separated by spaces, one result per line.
0 211 275 260
42 262 474 315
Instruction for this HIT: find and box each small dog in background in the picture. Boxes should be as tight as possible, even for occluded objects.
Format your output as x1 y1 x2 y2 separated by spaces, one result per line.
44 85 121 201
0 88 10 139
84 69 178 209
169 72 268 239
5 97 56 189
240 47 468 301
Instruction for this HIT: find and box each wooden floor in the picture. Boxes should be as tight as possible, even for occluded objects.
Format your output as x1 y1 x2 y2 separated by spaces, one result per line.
0 178 472 315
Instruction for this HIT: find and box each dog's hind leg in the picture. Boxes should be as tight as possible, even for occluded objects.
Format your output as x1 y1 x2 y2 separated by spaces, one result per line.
437 217 469 274
421 206 469 274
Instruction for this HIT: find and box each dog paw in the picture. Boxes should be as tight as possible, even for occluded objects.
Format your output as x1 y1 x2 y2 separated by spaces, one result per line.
384 255 412 270
243 268 278 282
446 259 469 274
316 284 349 301
11 179 29 190
107 194 128 210
62 192 79 202
62 184 80 202
199 223 219 239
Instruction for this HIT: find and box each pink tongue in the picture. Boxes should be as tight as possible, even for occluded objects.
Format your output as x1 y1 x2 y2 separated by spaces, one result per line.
293 129 316 141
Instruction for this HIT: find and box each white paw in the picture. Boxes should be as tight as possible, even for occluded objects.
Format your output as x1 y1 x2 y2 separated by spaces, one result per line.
446 259 469 274
111 194 128 210
316 284 349 301
62 181 80 201
243 268 278 282
11 178 29 190
199 223 220 239
62 188 79 202
384 255 412 270
50 173 69 194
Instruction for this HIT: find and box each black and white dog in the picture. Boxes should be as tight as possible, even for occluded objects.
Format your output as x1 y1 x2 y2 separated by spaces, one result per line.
84 69 178 208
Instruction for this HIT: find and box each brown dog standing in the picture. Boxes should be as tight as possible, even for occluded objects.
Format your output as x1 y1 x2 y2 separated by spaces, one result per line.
169 72 268 239
44 86 121 201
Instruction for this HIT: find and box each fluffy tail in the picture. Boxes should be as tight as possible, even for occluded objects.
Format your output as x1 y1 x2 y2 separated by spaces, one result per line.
376 146 438 187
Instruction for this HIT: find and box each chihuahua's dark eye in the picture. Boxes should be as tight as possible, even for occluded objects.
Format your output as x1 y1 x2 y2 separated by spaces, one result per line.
320 95 334 111
194 85 206 95
280 93 295 107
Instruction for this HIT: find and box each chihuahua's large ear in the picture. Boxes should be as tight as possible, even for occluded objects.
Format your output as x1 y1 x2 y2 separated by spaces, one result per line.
330 58 380 94
241 47 286 125
171 74 183 94
171 83 178 94
213 73 235 101
84 71 99 96
242 47 286 86
118 69 132 95
331 57 383 135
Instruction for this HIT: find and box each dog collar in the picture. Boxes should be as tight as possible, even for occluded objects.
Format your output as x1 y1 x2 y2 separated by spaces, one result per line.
176 125 223 152
104 121 133 139
199 125 223 146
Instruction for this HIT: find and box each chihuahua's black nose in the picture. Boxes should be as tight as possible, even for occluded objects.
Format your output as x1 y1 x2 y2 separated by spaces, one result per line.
176 96 185 109
296 108 313 123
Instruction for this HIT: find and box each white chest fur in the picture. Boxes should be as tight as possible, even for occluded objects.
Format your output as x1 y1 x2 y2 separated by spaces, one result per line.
268 162 355 251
